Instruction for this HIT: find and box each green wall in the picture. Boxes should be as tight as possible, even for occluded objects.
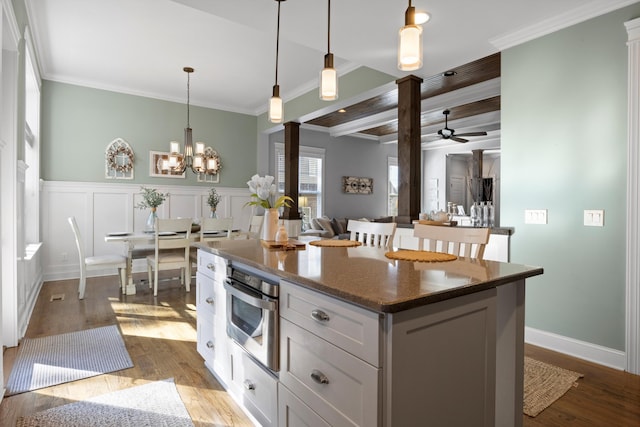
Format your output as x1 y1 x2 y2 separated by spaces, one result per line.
502 4 640 351
41 81 257 187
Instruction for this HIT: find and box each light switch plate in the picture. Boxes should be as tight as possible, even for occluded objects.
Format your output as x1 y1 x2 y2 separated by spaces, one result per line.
584 209 604 227
524 209 547 224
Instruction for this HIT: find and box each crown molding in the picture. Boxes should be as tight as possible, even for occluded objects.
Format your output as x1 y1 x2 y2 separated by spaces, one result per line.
490 0 639 51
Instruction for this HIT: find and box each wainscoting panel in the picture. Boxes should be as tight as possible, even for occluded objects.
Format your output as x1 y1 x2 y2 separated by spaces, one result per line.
42 181 251 281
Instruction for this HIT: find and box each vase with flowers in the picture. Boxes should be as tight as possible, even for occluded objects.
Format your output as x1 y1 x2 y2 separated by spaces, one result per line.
245 174 294 241
135 186 169 231
207 187 221 218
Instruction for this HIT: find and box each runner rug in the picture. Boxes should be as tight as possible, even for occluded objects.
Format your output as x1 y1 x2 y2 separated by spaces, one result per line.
5 325 133 396
16 378 194 427
523 356 584 417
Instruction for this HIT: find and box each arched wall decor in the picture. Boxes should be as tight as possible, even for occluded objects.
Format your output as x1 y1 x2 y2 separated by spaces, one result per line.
105 138 134 179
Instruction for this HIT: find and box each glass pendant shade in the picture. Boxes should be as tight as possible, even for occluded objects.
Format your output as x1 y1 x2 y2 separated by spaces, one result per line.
398 24 422 71
269 84 283 123
320 53 338 100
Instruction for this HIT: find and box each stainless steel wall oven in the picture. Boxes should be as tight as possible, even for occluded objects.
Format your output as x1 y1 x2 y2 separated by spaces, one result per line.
224 264 279 372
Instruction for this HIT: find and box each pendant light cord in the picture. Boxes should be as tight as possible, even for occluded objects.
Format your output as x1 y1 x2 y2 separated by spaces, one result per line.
327 0 331 54
275 0 281 86
186 71 190 128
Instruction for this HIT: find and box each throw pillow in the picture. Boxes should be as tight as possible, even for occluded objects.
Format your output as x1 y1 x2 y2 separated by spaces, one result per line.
330 217 345 235
315 217 335 238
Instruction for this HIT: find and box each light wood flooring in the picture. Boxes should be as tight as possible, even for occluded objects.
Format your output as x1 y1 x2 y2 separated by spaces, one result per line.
1 273 254 426
2 273 640 426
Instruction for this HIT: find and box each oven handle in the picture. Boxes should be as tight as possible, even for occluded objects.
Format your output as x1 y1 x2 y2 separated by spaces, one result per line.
224 280 277 311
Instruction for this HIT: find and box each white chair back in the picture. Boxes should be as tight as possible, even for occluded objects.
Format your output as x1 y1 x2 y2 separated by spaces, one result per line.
200 217 234 241
347 220 397 250
413 224 490 259
68 216 127 299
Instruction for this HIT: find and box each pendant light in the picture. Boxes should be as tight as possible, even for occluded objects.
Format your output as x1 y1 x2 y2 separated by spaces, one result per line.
320 0 338 100
269 0 285 123
398 0 423 71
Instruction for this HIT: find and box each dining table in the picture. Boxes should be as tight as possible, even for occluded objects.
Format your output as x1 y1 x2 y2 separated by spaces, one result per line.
105 229 239 295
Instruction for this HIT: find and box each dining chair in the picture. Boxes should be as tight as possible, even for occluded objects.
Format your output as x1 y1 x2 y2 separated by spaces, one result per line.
413 224 490 260
146 217 193 297
68 216 127 299
190 217 235 265
237 215 263 239
347 220 397 250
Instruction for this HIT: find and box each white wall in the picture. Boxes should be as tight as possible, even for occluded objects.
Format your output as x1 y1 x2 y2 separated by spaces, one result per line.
41 181 251 281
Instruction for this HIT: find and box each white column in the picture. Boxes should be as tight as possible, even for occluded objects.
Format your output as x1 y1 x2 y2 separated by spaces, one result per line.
625 17 640 375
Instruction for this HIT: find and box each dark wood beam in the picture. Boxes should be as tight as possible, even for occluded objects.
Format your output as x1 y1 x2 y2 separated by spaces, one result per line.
472 149 484 203
283 121 301 220
396 75 423 223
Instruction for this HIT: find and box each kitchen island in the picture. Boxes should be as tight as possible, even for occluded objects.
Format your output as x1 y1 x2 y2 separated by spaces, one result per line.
194 238 543 427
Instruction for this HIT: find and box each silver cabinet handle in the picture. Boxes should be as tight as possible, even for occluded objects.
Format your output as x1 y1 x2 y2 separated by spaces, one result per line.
206 341 214 349
243 379 255 390
206 263 215 271
311 309 330 322
310 369 329 385
205 296 214 305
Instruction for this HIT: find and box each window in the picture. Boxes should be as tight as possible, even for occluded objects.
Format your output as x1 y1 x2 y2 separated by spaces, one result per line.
388 156 398 216
275 143 325 230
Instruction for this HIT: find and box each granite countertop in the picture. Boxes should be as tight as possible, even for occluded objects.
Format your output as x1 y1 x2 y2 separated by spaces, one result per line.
195 238 542 314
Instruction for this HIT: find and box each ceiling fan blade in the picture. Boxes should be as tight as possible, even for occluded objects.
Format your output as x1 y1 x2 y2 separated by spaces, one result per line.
451 136 468 143
455 131 488 137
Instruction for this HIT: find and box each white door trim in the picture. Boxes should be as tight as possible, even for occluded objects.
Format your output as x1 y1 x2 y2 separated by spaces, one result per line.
625 17 640 375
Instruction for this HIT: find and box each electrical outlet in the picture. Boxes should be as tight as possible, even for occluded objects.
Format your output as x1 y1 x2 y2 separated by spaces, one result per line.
524 209 547 225
584 210 604 227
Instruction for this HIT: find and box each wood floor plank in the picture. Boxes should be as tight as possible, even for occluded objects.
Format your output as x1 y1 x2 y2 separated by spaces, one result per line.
3 273 639 426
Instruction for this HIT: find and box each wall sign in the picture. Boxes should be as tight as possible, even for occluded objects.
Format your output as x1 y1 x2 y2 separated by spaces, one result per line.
343 176 373 194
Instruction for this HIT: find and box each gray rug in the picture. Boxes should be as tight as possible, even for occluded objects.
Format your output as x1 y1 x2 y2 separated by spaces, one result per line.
6 325 133 396
16 378 195 427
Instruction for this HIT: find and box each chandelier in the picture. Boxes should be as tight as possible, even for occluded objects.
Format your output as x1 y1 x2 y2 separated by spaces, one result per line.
164 67 221 176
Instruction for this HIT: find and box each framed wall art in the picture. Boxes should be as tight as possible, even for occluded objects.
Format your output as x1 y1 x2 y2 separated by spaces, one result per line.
343 176 373 194
149 151 185 178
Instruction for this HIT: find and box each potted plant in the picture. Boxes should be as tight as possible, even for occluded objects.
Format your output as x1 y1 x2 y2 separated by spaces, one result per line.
245 174 294 241
207 187 221 218
136 186 169 231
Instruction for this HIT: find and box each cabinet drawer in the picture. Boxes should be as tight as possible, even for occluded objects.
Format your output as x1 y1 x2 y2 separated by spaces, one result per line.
280 319 379 427
278 383 331 427
280 280 381 367
230 341 278 427
196 272 217 313
196 250 227 280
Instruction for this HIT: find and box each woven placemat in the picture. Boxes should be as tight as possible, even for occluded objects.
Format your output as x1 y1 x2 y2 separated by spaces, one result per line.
309 239 363 247
385 249 457 262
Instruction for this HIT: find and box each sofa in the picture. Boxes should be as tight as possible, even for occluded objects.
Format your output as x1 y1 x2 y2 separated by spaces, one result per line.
300 216 350 239
300 216 395 239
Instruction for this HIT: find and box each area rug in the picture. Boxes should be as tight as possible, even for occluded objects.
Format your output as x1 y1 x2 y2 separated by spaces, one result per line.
523 356 584 417
16 378 194 427
5 325 133 396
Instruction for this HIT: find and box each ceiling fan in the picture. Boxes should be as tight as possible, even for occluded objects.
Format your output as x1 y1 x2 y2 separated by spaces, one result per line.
435 109 488 143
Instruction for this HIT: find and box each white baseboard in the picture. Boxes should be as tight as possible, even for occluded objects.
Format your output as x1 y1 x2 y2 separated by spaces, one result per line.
525 326 626 371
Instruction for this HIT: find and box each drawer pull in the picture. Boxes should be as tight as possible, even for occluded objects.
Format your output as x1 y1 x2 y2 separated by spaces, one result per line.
243 380 256 390
206 341 214 349
205 296 214 305
310 369 329 385
311 309 330 322
206 263 215 271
